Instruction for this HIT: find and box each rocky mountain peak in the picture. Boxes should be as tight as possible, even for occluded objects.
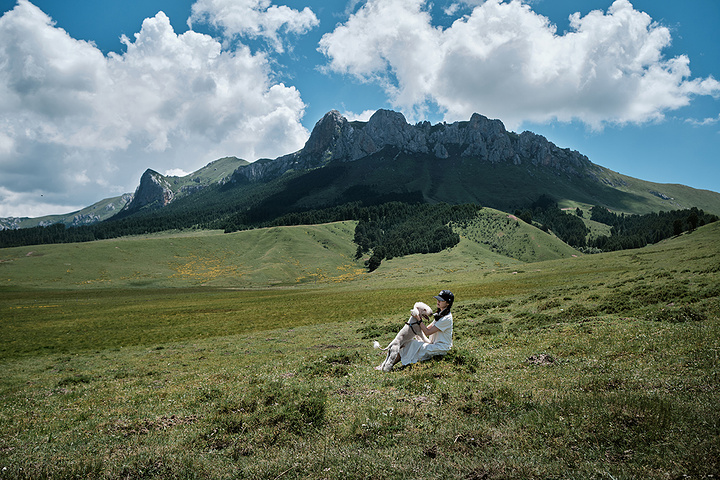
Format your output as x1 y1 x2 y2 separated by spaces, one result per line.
365 109 408 134
122 169 174 213
303 110 348 156
230 109 594 184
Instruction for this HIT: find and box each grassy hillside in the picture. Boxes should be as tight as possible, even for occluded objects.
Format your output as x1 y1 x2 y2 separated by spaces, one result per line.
0 209 580 289
1 221 718 478
608 170 720 214
0 222 361 289
452 207 580 262
164 156 248 196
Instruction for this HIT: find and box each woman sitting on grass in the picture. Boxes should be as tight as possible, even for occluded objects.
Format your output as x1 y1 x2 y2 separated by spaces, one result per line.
397 289 454 368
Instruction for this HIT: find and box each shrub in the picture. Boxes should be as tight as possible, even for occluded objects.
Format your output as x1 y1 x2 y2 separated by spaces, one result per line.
56 374 92 387
441 348 480 373
555 303 599 321
646 304 707 323
356 320 399 340
301 351 360 377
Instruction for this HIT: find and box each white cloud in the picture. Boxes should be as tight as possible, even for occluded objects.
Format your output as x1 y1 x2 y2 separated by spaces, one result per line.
319 0 720 129
443 3 461 16
0 186 84 218
0 130 13 155
318 0 441 120
165 168 191 177
188 0 319 53
0 0 311 218
342 109 376 122
686 114 720 126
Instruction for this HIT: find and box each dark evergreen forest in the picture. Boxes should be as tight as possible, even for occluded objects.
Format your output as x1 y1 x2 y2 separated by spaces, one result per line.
512 196 718 252
588 205 718 251
514 194 589 248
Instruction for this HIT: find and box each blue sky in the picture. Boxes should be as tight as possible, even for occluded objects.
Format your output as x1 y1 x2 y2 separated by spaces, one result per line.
0 0 718 218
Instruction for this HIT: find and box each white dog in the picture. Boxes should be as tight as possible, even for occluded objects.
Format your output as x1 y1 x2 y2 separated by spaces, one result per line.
374 302 433 371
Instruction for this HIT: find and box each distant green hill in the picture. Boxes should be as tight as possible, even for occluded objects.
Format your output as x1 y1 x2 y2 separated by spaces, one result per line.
0 222 361 289
0 205 584 289
163 156 249 196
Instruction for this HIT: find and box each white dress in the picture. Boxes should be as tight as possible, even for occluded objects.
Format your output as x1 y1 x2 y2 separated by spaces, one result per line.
399 312 453 366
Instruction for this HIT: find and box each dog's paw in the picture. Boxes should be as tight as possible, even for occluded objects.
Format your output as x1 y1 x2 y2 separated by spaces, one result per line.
373 341 381 349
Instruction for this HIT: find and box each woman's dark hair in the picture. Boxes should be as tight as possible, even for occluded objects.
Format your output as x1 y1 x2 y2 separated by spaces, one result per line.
434 290 454 317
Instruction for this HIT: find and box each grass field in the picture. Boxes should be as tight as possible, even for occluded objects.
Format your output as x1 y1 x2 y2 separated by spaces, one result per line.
1 216 719 479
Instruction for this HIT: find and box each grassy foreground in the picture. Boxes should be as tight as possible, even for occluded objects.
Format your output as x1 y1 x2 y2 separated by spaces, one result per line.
1 221 719 479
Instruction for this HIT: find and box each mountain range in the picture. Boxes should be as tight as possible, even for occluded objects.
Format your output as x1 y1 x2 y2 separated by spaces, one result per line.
3 109 720 231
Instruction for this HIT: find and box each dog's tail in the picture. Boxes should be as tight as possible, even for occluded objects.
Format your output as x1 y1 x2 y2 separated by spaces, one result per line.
373 340 389 351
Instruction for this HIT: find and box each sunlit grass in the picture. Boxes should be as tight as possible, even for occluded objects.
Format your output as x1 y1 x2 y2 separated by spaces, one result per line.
2 312 717 478
0 221 718 478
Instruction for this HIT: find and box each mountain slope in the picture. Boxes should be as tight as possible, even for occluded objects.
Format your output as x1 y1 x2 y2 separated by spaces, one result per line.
164 109 720 223
0 194 133 230
3 110 720 234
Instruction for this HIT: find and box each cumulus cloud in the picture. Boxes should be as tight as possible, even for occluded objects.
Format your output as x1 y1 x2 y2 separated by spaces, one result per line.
0 0 311 217
188 0 319 53
318 0 440 119
342 109 377 122
319 0 720 129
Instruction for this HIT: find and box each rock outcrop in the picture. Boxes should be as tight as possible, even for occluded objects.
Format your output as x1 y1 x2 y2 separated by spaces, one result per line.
122 169 174 213
231 109 594 184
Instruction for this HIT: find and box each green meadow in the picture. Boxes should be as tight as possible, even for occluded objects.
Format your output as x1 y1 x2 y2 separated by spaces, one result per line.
1 214 719 479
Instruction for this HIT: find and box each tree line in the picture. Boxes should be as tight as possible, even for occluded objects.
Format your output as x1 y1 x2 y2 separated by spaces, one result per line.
353 203 481 271
0 198 480 273
0 210 209 248
1 191 716 265
512 195 718 252
588 205 718 251
514 194 589 248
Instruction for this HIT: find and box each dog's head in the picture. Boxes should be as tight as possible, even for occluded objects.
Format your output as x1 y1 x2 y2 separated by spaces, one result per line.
411 301 433 319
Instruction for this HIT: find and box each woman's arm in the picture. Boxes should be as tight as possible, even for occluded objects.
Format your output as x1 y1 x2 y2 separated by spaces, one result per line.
419 319 440 337
410 312 440 338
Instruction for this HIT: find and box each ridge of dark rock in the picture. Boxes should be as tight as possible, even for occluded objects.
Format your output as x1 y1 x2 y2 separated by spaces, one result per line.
230 109 596 185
